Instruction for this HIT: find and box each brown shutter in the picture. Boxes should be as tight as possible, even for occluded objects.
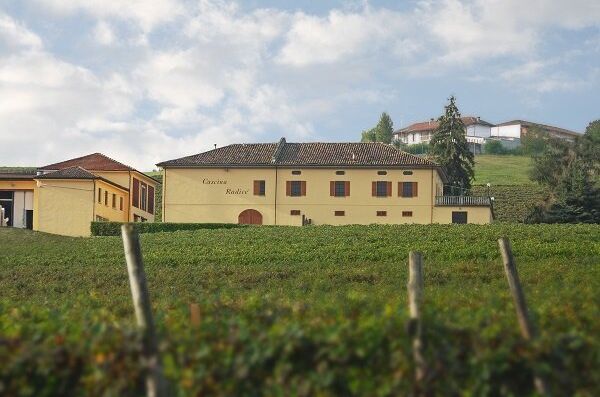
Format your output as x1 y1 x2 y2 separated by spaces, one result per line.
372 181 376 196
387 181 392 196
254 180 260 195
148 185 155 214
345 181 350 196
132 178 139 208
397 182 402 197
301 181 306 196
330 181 335 196
413 182 418 197
286 181 291 196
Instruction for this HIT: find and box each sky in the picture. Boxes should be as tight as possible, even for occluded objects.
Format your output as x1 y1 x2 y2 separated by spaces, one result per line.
1 0 599 170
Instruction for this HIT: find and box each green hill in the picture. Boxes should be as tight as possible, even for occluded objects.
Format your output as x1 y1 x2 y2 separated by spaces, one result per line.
473 155 533 185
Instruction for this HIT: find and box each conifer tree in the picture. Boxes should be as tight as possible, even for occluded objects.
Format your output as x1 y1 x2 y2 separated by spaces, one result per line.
375 112 394 144
430 96 474 194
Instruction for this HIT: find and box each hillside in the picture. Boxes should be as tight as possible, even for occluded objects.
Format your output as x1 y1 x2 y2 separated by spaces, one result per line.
473 155 533 185
1 225 598 395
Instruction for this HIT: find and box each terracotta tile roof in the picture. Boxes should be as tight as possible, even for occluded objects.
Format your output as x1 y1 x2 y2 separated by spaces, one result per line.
35 166 129 191
494 120 580 137
35 166 98 180
39 153 135 171
395 116 493 134
0 168 36 180
157 139 436 168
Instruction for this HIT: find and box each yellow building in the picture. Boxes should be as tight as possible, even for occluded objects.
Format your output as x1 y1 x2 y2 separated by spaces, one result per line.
0 153 158 237
158 138 493 225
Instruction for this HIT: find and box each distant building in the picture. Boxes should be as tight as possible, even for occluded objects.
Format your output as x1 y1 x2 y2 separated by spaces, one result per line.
490 120 580 143
158 138 493 226
0 153 157 236
393 116 493 153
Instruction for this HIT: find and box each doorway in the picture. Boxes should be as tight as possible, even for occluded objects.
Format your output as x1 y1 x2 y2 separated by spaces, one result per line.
452 211 468 224
238 209 263 225
0 191 14 226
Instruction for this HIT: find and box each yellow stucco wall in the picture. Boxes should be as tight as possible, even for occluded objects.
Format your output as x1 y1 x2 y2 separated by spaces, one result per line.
94 180 129 222
92 170 157 222
0 180 36 191
34 179 95 236
432 206 492 224
162 167 490 225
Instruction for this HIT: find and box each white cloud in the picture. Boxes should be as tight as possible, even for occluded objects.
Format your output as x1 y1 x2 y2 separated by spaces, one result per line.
0 13 42 51
93 21 116 45
32 0 184 31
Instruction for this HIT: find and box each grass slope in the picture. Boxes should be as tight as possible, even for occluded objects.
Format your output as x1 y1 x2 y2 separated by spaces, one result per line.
1 225 599 394
474 155 533 185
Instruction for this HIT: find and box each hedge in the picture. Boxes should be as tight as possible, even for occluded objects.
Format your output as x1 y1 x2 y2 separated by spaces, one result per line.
91 221 247 236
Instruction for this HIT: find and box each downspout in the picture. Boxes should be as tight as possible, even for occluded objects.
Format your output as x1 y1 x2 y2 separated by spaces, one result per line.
430 169 434 224
274 166 277 225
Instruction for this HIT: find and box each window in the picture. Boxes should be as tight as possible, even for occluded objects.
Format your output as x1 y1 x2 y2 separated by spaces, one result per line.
97 188 102 203
104 191 108 206
403 170 413 175
112 194 116 208
140 183 147 211
148 186 155 215
290 210 301 216
287 181 306 196
334 211 345 216
330 181 350 197
372 181 391 197
254 180 266 196
376 211 387 216
402 211 413 217
377 170 387 175
132 178 140 208
400 182 418 198
95 215 108 222
119 197 123 211
452 211 468 224
292 170 301 175
335 170 345 175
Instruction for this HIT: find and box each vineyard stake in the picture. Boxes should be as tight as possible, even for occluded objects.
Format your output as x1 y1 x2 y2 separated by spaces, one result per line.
408 251 426 388
122 224 167 397
190 303 201 328
498 237 550 396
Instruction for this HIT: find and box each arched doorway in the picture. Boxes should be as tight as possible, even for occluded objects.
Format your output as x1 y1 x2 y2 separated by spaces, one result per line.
238 209 263 225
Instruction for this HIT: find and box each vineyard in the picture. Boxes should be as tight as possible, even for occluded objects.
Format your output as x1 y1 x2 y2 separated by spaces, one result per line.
472 184 548 222
1 224 599 395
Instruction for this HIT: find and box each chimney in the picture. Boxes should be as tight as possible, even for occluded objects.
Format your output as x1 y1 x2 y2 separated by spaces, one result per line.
214 144 217 149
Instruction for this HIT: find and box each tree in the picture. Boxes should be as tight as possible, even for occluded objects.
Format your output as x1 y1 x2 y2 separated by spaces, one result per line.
375 112 394 144
361 128 376 142
430 96 474 194
526 121 600 223
360 112 394 144
521 126 548 155
483 140 506 155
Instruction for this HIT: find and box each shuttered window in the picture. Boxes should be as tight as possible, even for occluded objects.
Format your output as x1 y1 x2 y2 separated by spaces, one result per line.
334 211 345 216
372 181 392 197
148 186 155 214
104 191 108 206
399 182 418 198
132 178 140 208
290 210 300 215
253 180 266 196
97 188 102 203
140 182 148 211
402 211 413 217
376 211 387 216
287 181 306 196
330 181 350 197
119 197 123 211
112 194 116 208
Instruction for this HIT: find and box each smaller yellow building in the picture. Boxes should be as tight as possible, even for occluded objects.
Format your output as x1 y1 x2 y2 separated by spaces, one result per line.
0 153 158 237
158 138 493 225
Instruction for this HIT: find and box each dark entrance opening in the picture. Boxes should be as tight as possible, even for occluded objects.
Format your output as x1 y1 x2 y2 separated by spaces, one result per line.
452 211 468 224
25 210 34 229
0 191 14 227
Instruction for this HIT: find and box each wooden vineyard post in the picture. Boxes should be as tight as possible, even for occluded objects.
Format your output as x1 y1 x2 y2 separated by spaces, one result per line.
408 251 426 388
190 303 201 328
122 224 167 397
498 238 550 396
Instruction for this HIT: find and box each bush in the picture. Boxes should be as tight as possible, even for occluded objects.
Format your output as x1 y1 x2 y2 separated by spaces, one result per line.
483 140 506 155
91 221 247 236
404 143 431 155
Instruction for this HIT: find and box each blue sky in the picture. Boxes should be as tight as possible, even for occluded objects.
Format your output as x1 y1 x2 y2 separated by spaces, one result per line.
1 0 599 169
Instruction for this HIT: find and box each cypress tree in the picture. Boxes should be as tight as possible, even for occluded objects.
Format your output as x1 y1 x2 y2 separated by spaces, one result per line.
430 96 474 194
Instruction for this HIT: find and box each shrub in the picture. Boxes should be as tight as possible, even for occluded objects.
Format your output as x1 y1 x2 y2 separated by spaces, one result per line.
404 143 431 155
483 140 506 155
91 221 247 236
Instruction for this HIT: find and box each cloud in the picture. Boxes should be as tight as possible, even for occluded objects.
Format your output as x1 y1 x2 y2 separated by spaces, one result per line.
0 13 43 51
93 21 116 45
31 0 184 31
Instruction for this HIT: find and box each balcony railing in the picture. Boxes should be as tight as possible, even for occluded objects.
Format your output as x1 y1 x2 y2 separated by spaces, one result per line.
435 195 491 207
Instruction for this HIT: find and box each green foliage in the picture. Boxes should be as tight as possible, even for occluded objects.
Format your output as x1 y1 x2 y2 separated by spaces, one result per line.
360 128 376 142
403 143 431 155
472 185 548 222
473 155 533 185
1 224 599 395
360 112 394 144
521 127 548 155
483 140 507 155
91 221 247 236
430 96 475 192
528 124 600 223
